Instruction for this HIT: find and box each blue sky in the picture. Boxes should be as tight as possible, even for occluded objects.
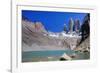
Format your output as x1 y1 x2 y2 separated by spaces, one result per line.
22 10 87 32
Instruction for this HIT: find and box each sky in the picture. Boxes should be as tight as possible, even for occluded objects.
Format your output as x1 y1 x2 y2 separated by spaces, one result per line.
22 10 88 32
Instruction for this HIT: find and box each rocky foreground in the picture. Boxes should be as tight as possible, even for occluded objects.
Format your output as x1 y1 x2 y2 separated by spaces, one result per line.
22 14 90 62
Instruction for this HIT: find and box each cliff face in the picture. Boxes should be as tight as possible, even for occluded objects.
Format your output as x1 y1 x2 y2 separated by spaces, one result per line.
22 19 81 52
79 14 90 45
75 14 90 51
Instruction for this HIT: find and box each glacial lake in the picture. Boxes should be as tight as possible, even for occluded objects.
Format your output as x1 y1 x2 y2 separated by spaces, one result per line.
22 49 90 62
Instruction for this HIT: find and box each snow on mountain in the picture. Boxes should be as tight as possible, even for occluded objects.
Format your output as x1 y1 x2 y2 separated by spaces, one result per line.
22 18 82 52
46 31 81 38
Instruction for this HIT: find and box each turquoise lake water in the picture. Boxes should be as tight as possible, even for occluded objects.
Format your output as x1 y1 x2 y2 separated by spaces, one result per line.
22 49 90 62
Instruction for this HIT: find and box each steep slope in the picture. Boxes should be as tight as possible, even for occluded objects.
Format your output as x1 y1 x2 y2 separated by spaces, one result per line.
75 36 90 51
22 19 81 51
